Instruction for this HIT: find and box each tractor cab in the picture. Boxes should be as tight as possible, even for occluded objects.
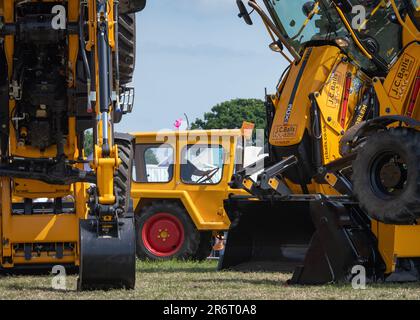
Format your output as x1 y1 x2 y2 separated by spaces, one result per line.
262 0 417 73
129 129 257 261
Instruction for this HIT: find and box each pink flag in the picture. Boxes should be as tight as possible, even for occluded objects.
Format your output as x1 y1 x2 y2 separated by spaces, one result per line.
174 118 183 129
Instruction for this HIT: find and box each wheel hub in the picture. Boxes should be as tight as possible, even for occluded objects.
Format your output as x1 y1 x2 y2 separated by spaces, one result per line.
158 229 170 241
380 162 403 189
142 213 184 257
370 151 408 198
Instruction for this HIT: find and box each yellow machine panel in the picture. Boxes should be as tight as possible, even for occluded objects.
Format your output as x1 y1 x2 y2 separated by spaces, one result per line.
270 46 343 147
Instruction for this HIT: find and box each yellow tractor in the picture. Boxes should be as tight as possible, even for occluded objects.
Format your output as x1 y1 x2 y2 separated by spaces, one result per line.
0 0 146 289
221 0 420 284
130 128 254 260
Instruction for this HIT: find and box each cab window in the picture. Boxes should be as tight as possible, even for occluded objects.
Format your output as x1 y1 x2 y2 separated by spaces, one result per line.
181 145 224 185
133 144 174 183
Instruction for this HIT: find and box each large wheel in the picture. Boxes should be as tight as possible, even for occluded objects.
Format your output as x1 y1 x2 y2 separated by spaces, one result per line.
118 13 136 86
192 231 213 261
135 201 202 260
113 13 136 124
352 128 420 224
0 47 8 159
114 134 134 214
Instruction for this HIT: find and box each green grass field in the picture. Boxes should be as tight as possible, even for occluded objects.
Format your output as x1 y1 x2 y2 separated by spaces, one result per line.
1 260 420 300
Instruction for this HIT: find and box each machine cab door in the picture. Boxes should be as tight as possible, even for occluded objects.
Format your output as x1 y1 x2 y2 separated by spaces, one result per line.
175 131 240 231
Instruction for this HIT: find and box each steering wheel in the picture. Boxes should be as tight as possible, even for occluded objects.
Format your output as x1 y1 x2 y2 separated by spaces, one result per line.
196 167 220 184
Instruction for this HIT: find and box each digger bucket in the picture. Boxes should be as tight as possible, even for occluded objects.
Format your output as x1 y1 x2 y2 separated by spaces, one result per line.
289 198 385 284
78 217 136 290
218 195 316 272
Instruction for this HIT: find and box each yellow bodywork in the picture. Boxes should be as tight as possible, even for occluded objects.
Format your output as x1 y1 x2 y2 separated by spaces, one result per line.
330 0 420 275
130 130 248 231
270 45 369 162
373 221 420 274
269 45 369 196
263 0 420 275
0 0 81 268
0 0 120 268
364 3 420 274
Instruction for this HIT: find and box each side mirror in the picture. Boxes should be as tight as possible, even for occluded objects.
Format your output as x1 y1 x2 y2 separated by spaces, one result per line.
269 40 284 53
119 0 147 14
236 0 253 25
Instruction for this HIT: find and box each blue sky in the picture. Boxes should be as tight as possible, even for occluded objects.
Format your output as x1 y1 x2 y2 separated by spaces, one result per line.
117 0 289 132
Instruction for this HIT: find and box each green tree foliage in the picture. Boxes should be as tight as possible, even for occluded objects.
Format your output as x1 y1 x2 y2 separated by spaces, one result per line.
145 149 159 165
84 130 93 157
191 99 266 130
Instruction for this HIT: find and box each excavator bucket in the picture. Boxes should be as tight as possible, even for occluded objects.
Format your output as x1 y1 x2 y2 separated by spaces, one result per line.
218 196 315 272
290 197 385 284
219 193 386 284
78 217 136 290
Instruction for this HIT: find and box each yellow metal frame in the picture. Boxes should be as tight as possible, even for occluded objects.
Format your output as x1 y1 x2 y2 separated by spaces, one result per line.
372 221 420 274
258 0 420 275
0 0 117 268
332 0 420 274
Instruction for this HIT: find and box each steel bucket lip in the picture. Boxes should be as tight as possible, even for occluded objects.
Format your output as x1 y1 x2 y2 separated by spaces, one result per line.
219 196 320 272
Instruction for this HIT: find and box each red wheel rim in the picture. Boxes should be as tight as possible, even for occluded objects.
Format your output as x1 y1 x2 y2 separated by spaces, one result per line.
141 213 185 257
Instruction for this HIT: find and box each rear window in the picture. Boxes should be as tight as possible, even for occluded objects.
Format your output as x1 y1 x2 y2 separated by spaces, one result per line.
133 144 174 183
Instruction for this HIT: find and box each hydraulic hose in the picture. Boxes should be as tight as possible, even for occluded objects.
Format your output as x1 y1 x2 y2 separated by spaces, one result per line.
114 1 121 113
79 3 92 112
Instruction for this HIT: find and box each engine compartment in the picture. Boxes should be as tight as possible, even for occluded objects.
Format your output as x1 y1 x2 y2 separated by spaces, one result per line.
11 3 68 151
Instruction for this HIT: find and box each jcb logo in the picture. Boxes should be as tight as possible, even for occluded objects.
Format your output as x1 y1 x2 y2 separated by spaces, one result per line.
51 5 66 30
389 54 415 100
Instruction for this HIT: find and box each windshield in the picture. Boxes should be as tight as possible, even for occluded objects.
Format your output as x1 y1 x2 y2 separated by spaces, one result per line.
409 0 420 27
262 0 397 74
338 0 403 68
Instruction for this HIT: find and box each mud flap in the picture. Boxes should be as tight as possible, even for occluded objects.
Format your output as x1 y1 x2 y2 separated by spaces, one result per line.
78 217 136 290
218 196 316 272
290 198 385 284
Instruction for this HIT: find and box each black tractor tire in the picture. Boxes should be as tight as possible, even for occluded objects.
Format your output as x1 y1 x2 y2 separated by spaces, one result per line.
135 201 201 260
0 47 8 159
192 231 213 261
119 0 146 14
114 134 134 214
352 128 420 224
118 13 136 86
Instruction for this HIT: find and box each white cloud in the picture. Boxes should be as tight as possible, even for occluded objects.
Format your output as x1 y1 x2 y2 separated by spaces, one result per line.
174 0 235 13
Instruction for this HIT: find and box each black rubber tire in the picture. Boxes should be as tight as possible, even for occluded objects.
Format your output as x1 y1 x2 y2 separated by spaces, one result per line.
119 0 146 14
0 47 8 159
118 13 136 86
352 128 420 224
192 231 213 261
114 135 134 213
135 201 201 260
